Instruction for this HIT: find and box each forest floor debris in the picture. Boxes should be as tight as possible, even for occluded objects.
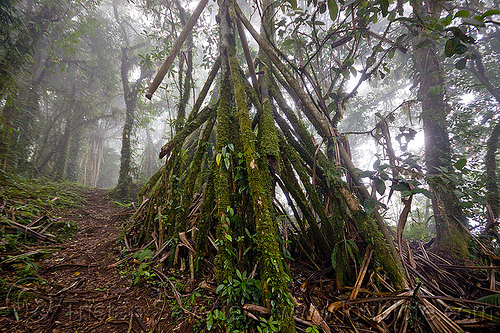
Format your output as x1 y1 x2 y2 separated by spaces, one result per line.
0 189 187 333
1 187 500 332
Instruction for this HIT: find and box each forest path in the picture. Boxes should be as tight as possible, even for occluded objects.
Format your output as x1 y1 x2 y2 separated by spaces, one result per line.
1 189 169 333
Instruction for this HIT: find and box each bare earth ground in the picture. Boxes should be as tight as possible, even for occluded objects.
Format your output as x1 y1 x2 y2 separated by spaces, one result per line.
0 189 181 333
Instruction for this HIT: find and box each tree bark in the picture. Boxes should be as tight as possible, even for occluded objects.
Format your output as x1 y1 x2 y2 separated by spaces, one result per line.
411 0 470 258
116 48 139 199
485 123 500 230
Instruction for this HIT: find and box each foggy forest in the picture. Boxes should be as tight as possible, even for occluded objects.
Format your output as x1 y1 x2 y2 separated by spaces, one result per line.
1 0 500 332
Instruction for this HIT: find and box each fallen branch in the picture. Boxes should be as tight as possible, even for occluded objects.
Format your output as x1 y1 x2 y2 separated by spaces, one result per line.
2 219 58 243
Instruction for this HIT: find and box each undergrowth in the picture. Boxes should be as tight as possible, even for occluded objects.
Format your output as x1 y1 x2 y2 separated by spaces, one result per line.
0 171 89 302
0 170 88 250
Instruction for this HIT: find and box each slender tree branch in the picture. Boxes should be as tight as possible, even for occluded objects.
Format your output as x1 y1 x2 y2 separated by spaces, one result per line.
146 0 209 99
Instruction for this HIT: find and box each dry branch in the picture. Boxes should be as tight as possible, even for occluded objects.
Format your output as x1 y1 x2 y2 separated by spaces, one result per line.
2 219 59 243
145 0 209 99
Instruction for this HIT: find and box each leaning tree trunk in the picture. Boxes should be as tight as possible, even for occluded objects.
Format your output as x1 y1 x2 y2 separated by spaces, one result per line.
411 0 470 259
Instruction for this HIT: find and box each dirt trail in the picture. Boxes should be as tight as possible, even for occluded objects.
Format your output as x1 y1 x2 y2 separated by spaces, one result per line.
1 189 170 333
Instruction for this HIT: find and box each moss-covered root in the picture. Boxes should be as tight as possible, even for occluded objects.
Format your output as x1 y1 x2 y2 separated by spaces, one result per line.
341 187 408 290
228 54 296 332
214 71 235 284
175 114 216 234
194 160 216 274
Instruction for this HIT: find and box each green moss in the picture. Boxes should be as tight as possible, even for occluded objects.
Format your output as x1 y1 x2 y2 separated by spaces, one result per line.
258 98 280 162
138 165 164 198
194 160 216 274
175 115 216 237
215 73 235 284
352 210 407 290
229 51 295 332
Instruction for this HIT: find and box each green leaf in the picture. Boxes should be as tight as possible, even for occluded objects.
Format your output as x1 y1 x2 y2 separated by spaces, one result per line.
327 101 336 113
328 0 339 21
454 157 467 169
319 2 327 14
358 170 376 178
445 38 459 57
207 313 214 330
454 43 468 55
454 10 469 18
330 247 338 269
455 57 467 70
366 56 376 68
440 12 453 26
343 58 354 67
216 153 222 166
378 0 389 17
363 197 377 214
391 181 411 193
477 294 500 306
286 0 297 9
473 15 485 22
410 187 432 198
462 17 485 27
482 9 500 18
373 178 386 196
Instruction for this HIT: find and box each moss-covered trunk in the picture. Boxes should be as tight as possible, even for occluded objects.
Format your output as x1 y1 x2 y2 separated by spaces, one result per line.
411 0 470 259
116 49 137 200
485 123 500 232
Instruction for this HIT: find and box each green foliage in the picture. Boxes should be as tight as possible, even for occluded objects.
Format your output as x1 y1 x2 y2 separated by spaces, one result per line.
217 269 260 306
476 294 500 306
216 144 234 170
12 260 39 279
209 269 261 331
257 316 281 333
327 0 339 21
0 0 32 96
403 221 434 242
131 249 155 285
0 172 86 250
306 325 320 333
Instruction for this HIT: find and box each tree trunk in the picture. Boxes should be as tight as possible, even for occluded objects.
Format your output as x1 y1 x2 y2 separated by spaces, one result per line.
468 47 500 232
65 125 83 182
54 114 72 180
411 0 470 259
485 123 500 231
116 48 138 199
